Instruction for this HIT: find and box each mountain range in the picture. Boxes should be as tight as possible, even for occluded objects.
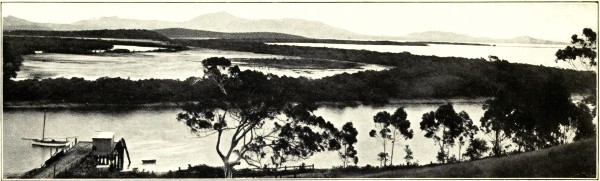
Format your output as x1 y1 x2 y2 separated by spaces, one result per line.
2 12 564 44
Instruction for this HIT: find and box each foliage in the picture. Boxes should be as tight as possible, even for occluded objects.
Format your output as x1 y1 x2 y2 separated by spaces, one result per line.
3 36 187 56
481 62 597 154
376 152 389 167
556 28 597 70
176 57 341 178
463 138 490 161
3 42 26 83
403 145 414 166
420 103 474 163
337 122 359 167
6 29 172 41
369 108 413 166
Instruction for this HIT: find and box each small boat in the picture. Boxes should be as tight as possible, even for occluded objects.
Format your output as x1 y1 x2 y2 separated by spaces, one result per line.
142 159 156 164
26 110 71 147
32 138 69 147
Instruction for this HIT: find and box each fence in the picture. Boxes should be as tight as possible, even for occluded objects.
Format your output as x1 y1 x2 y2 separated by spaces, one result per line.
236 164 315 178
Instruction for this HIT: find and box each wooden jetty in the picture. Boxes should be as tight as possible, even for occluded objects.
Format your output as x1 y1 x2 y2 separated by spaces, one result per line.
25 132 131 178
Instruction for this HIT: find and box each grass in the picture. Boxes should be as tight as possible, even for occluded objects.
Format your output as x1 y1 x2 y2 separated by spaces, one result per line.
299 138 596 178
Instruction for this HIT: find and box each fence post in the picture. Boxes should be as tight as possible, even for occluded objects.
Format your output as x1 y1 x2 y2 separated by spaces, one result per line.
53 165 56 177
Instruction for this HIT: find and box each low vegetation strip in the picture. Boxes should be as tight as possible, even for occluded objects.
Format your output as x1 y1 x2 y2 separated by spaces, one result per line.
309 138 596 178
4 29 172 42
232 58 362 69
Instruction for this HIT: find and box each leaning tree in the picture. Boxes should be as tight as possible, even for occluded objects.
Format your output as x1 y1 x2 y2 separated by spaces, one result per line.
177 57 343 178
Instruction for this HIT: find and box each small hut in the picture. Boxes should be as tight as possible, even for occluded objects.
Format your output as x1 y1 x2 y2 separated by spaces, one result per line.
92 131 114 156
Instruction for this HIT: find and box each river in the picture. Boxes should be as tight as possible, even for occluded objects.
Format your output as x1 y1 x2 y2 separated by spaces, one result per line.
15 48 389 80
267 42 580 70
3 100 489 176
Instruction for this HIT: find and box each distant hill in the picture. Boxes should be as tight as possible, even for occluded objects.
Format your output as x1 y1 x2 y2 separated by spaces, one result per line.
177 12 367 39
3 16 53 31
154 28 307 40
3 13 565 44
2 12 368 39
402 31 564 45
4 29 172 41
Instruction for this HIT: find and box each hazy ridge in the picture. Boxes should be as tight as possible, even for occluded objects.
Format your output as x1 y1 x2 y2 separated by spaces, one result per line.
3 12 564 44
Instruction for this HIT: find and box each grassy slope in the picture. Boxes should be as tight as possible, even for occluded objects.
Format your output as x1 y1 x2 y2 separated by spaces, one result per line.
304 138 596 178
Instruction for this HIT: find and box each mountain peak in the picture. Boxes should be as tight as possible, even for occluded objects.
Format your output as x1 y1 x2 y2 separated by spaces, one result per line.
188 11 242 22
3 15 30 22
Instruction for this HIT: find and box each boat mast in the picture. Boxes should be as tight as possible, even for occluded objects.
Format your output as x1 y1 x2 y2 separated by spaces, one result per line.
42 110 46 140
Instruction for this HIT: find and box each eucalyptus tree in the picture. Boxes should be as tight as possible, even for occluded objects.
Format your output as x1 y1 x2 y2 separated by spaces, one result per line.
177 57 342 178
420 103 473 163
369 107 413 166
337 122 359 168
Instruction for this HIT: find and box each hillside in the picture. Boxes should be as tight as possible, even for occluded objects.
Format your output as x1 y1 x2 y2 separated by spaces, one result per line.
154 28 307 40
3 16 53 31
2 13 564 44
298 138 596 178
403 31 564 45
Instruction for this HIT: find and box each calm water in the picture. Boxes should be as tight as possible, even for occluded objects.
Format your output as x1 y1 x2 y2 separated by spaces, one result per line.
15 48 389 80
267 42 579 70
3 101 489 176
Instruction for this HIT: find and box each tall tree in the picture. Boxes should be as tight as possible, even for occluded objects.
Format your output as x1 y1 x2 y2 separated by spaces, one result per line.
369 111 391 167
420 103 472 163
389 108 414 166
556 28 597 70
337 122 359 168
480 96 514 156
369 108 413 166
177 57 341 178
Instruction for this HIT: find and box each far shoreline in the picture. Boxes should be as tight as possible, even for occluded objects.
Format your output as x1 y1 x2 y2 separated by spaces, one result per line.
2 97 492 110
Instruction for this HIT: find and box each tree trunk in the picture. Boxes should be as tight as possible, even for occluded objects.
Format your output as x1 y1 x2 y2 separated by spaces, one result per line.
383 140 387 167
390 140 395 166
343 144 347 168
458 144 462 162
494 129 501 156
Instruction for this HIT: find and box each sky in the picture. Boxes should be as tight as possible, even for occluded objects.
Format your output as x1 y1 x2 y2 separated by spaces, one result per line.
2 2 598 41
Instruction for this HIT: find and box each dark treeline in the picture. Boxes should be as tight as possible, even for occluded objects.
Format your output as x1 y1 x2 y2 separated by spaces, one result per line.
3 36 189 55
4 36 113 55
217 38 430 46
4 61 595 105
253 39 488 46
178 39 501 67
5 29 172 42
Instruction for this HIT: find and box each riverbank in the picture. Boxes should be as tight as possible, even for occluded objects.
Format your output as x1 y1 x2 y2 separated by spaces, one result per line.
294 138 596 178
43 138 596 178
3 97 494 109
